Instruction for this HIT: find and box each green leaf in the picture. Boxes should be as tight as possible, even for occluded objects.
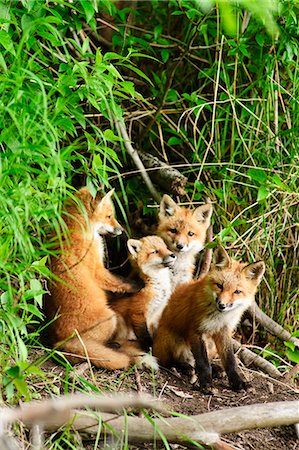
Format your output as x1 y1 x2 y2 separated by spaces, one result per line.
286 348 299 364
29 279 44 307
256 33 265 46
284 341 295 351
167 136 182 146
257 185 269 202
0 30 16 55
81 1 95 24
248 168 267 183
123 64 154 86
104 129 120 142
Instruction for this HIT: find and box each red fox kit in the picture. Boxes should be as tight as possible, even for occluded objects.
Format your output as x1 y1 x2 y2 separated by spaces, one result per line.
110 235 176 349
157 195 213 289
46 187 156 370
153 247 265 391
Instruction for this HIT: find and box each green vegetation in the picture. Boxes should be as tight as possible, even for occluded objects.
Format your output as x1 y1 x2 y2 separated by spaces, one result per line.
0 0 298 447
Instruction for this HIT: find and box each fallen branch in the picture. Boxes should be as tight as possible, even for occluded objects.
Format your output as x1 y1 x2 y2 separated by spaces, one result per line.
0 393 164 429
41 400 299 443
138 151 187 196
249 304 299 348
116 119 161 203
232 339 282 379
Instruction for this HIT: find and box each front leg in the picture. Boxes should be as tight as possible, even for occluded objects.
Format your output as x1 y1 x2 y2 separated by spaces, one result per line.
191 335 212 390
213 329 246 391
97 269 141 294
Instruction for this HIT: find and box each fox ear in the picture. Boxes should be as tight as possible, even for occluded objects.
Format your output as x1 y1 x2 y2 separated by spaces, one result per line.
159 194 180 218
193 203 213 225
243 261 265 284
127 239 142 258
213 247 230 269
96 189 115 208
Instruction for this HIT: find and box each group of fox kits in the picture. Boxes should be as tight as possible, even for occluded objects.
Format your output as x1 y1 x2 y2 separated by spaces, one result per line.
45 187 265 392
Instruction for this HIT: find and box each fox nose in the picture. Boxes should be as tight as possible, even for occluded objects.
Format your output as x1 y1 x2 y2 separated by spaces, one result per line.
112 227 123 236
216 298 226 311
163 253 176 266
176 243 184 250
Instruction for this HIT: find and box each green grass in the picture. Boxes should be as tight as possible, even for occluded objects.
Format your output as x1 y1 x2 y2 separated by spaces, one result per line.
0 0 298 448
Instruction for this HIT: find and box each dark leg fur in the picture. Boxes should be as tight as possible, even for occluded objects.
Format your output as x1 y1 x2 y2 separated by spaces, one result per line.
135 324 153 352
191 336 212 391
213 330 246 391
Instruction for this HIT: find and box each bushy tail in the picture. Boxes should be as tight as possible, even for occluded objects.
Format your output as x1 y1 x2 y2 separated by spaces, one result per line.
60 337 158 371
61 338 132 370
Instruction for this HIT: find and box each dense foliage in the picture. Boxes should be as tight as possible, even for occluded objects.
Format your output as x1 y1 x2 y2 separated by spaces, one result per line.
0 0 298 409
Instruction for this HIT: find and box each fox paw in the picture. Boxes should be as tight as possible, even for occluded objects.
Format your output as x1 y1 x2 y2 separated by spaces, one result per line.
136 354 159 371
230 377 247 392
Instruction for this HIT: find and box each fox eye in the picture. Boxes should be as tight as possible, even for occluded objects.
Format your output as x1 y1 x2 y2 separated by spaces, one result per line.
188 231 194 237
216 283 223 290
106 215 112 219
234 289 241 294
169 228 177 234
151 250 159 254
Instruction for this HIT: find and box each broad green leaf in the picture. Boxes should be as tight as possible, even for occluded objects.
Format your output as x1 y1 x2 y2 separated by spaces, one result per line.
257 186 269 202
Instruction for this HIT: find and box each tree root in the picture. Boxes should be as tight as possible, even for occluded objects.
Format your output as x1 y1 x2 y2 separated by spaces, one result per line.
249 304 299 348
232 339 282 379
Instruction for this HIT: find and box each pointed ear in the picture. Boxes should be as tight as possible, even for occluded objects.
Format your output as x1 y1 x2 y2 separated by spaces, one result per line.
213 247 230 269
243 261 265 284
159 194 180 218
193 203 213 225
127 239 142 258
96 189 115 208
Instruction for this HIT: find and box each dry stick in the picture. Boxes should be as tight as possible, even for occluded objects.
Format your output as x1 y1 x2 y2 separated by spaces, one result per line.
232 339 282 379
39 400 299 444
138 151 187 196
116 119 161 203
249 304 299 348
0 393 165 429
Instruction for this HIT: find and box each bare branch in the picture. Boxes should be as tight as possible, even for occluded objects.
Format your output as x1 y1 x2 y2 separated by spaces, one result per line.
41 400 299 442
250 304 299 348
138 151 187 196
0 393 164 429
115 119 161 202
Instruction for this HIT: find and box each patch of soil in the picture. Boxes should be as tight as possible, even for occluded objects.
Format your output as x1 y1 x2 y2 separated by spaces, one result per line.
37 349 299 450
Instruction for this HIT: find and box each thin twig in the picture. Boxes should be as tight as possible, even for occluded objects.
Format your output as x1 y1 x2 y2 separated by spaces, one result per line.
115 119 161 202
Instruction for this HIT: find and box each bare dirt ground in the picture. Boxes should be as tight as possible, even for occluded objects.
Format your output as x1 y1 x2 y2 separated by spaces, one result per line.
37 348 299 450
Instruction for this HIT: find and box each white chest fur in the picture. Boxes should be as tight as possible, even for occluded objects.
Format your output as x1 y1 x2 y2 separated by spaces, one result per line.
200 299 252 335
171 251 196 289
146 268 172 336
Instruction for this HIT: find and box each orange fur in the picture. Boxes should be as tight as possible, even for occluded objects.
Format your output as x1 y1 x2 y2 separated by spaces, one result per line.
45 187 150 370
153 247 265 390
157 194 212 289
110 235 175 347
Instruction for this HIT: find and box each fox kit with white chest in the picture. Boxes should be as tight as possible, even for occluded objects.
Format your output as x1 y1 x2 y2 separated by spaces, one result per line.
157 195 213 289
153 247 265 391
110 235 176 349
45 187 156 370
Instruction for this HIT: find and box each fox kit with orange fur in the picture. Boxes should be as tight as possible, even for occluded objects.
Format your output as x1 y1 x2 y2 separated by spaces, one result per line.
46 187 156 370
157 195 213 289
153 247 265 391
110 235 176 350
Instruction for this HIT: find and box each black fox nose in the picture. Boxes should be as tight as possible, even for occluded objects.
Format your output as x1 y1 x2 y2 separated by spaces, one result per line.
176 243 184 250
218 303 226 311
